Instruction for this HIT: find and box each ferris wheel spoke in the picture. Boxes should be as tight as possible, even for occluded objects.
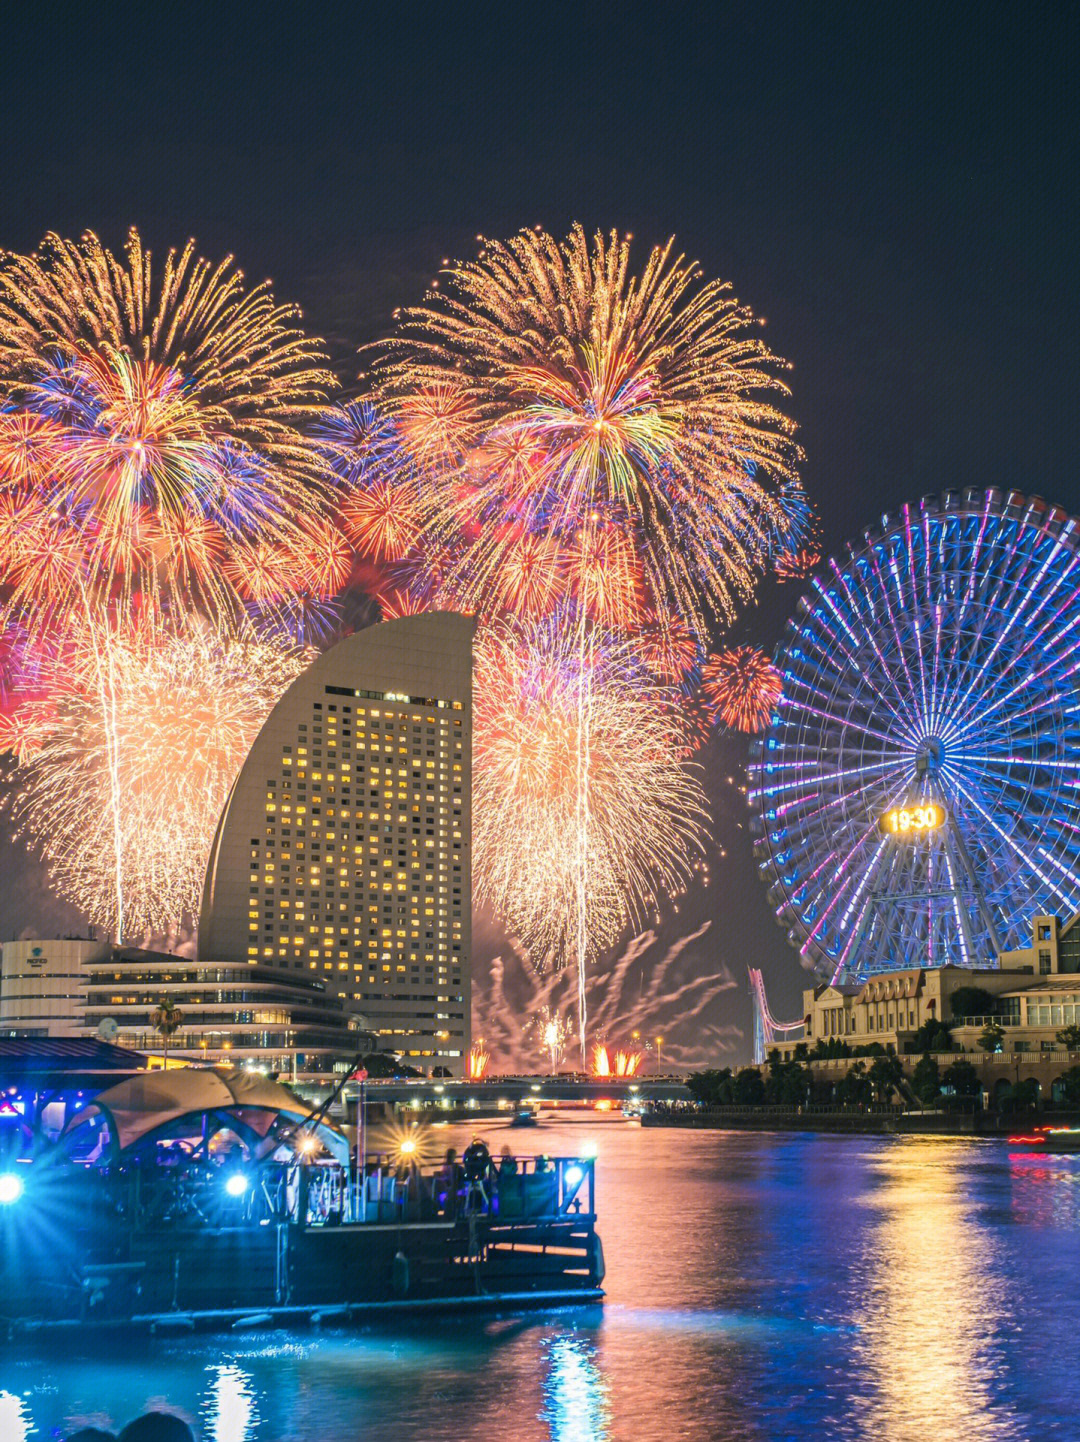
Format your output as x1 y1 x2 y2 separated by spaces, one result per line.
948 771 1080 909
822 560 919 722
946 533 1080 725
857 544 927 725
803 767 920 951
947 634 1080 744
903 508 937 727
754 755 909 805
779 695 903 752
807 573 917 726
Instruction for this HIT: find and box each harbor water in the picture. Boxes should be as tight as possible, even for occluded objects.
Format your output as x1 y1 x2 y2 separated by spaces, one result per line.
2 1116 1077 1440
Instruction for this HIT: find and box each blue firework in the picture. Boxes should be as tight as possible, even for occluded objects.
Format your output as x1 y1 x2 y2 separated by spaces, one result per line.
749 489 1080 983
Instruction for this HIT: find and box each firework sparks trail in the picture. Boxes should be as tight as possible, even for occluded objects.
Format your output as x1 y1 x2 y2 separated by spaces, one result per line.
473 617 708 981
529 1006 574 1074
575 608 591 1063
478 921 739 1073
467 1040 490 1080
2 619 309 939
701 646 782 733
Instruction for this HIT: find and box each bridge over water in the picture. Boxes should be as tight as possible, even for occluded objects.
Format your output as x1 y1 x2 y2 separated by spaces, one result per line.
360 1076 691 1109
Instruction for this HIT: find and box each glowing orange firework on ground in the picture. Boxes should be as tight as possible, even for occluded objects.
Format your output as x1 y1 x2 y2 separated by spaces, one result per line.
591 1043 641 1078
2 619 309 939
368 224 801 636
0 228 338 631
467 1040 490 1080
472 618 707 967
701 645 782 733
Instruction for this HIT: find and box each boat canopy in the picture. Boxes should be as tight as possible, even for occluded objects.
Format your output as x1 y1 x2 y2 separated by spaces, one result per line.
60 1065 348 1166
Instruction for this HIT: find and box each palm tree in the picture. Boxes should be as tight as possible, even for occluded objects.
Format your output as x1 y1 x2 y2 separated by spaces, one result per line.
151 998 184 1069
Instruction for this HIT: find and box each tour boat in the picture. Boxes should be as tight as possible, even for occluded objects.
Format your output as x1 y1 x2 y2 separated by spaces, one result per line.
0 1068 604 1336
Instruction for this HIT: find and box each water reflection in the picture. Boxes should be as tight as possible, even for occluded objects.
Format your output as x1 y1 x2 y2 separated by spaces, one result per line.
1007 1152 1080 1229
849 1140 1023 1442
0 1391 31 1442
541 1336 611 1442
204 1364 258 1442
2 1124 1079 1439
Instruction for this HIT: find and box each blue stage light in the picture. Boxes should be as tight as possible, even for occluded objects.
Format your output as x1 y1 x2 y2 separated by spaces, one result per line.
224 1173 249 1198
0 1171 25 1205
564 1165 583 1188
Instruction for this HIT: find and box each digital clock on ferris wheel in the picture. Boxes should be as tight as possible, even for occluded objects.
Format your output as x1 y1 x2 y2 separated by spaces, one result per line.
879 803 947 836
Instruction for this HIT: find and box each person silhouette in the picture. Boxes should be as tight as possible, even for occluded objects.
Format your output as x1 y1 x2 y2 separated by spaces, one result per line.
117 1414 195 1441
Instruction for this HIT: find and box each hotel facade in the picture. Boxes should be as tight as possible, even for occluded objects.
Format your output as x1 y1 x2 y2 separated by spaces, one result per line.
198 612 473 1074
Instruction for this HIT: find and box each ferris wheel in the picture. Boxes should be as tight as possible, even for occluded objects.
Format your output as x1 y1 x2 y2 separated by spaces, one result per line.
749 489 1080 984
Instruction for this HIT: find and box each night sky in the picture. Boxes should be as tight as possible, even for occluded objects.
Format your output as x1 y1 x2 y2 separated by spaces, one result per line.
1 5 1076 1065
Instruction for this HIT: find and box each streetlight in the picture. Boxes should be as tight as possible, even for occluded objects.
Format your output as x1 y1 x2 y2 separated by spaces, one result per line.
655 1036 664 1075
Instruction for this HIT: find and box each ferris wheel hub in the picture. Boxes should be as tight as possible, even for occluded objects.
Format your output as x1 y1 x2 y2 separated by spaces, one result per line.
914 739 945 773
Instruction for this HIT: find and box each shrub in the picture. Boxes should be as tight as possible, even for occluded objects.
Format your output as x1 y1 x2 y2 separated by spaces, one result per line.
942 1058 979 1098
949 986 997 1019
912 1054 941 1104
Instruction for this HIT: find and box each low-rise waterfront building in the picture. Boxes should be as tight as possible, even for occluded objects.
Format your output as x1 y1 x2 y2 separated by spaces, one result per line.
776 912 1080 1059
0 938 370 1088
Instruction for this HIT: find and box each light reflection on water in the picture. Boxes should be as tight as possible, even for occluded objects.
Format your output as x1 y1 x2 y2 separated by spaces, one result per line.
0 1390 33 1442
848 1141 1024 1442
205 1365 259 1442
540 1336 611 1442
3 1121 1079 1440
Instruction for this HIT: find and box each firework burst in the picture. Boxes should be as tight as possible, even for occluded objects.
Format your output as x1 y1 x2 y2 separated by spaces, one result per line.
368 224 801 637
0 228 338 631
4 619 309 938
775 545 822 582
701 645 782 732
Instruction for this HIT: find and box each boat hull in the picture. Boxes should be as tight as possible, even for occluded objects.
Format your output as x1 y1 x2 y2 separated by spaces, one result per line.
1 1211 603 1335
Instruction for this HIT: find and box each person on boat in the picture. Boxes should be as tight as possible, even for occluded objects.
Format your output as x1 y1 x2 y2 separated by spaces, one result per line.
462 1136 493 1213
497 1143 518 1176
435 1147 463 1216
491 1142 519 1216
395 1148 426 1220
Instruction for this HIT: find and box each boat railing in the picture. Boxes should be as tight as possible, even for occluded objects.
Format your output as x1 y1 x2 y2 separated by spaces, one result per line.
1 1147 595 1238
342 1153 594 1226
